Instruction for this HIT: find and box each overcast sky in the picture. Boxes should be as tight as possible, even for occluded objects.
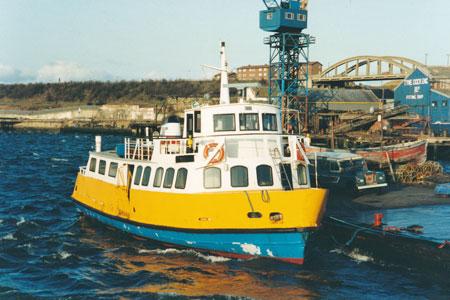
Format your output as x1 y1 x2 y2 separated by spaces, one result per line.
1 0 449 83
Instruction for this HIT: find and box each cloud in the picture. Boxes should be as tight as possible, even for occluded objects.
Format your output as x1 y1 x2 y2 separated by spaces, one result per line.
36 61 96 83
0 64 33 83
143 71 165 80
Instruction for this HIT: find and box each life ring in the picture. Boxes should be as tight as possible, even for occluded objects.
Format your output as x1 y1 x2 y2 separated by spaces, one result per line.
296 142 306 161
203 143 224 164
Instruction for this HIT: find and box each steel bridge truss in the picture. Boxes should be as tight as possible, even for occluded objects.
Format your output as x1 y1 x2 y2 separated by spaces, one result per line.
265 33 315 132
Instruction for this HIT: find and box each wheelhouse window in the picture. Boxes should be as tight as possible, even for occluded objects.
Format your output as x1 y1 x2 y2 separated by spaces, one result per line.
204 167 221 189
99 160 106 175
231 166 248 187
266 12 273 20
297 164 307 185
257 165 273 186
89 158 97 172
443 100 448 107
141 167 151 186
285 12 294 20
432 101 438 107
194 111 201 133
108 162 118 178
330 161 339 172
163 168 175 188
297 14 306 21
262 113 278 131
214 114 235 132
175 168 188 189
239 113 259 131
134 166 143 185
153 167 164 187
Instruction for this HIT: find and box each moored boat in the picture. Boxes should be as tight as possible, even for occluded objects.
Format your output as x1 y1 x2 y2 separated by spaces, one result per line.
71 43 328 264
305 140 427 169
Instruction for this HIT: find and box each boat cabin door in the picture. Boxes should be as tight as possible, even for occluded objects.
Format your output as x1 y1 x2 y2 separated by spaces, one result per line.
280 163 293 191
116 164 134 219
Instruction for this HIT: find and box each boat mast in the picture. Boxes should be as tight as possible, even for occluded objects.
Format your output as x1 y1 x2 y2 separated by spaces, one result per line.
219 42 230 105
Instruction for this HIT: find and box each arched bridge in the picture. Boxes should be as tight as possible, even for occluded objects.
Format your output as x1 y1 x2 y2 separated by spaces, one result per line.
312 56 424 85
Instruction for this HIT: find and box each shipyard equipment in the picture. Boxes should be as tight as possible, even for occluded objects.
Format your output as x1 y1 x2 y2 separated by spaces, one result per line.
260 0 314 132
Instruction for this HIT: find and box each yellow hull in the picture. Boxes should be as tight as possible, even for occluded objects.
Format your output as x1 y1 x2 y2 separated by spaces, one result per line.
72 173 328 231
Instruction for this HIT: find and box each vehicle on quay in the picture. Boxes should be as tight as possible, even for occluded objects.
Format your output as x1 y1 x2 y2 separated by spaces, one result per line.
307 152 387 194
71 43 328 264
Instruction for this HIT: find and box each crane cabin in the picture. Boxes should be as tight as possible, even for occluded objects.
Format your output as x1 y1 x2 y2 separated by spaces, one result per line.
260 0 308 33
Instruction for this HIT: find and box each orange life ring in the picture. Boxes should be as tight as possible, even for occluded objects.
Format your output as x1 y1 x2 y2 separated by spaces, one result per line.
203 143 224 164
296 142 306 161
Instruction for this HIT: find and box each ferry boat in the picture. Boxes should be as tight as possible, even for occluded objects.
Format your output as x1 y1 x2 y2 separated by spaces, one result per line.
71 43 328 264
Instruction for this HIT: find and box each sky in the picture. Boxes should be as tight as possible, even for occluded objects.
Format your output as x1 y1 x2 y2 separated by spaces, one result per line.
0 0 449 84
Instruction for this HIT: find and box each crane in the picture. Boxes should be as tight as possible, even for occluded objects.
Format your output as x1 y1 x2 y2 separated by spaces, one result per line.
260 0 314 132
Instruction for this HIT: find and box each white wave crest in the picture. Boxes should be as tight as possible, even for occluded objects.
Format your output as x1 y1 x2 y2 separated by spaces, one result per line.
331 248 374 263
138 248 230 263
55 251 72 260
51 158 69 162
1 234 16 240
16 217 26 226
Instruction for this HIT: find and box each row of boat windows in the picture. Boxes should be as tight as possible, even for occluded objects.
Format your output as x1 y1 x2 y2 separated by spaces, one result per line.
88 157 308 189
214 113 277 132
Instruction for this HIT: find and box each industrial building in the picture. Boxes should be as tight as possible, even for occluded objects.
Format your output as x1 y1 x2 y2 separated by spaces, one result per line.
235 62 322 81
395 66 450 124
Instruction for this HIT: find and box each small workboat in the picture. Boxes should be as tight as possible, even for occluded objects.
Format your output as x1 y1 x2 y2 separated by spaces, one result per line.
323 215 450 272
305 140 428 169
71 43 328 264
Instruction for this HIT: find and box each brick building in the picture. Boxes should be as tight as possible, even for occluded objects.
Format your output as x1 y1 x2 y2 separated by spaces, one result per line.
236 62 322 81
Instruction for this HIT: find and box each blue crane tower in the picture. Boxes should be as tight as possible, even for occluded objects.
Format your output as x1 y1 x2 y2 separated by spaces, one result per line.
260 0 314 132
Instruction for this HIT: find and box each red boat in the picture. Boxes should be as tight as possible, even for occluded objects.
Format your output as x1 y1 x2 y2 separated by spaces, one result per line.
305 140 428 169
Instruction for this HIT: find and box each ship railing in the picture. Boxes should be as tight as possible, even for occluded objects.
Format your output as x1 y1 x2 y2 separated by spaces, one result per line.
159 138 198 155
79 166 86 175
124 138 153 161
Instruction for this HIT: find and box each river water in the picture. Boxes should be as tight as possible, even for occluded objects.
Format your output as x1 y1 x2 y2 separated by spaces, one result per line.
0 132 449 299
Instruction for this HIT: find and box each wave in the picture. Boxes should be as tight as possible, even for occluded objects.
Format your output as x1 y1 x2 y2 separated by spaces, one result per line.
138 248 231 263
331 248 374 263
51 158 69 162
1 234 16 241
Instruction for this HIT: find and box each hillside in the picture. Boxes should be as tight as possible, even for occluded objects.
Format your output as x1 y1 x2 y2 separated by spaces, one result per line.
0 80 221 110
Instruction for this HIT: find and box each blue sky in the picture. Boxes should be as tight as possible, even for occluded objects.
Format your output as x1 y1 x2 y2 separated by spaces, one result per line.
1 0 449 83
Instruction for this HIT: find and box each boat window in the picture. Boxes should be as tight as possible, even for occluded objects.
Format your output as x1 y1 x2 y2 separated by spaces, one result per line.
99 160 106 175
231 166 248 187
262 113 277 131
214 114 235 132
134 166 143 185
108 162 118 178
257 165 273 186
194 111 201 133
318 159 329 171
285 12 294 20
239 113 259 131
175 168 188 189
330 161 339 172
141 167 151 186
204 167 221 189
89 158 97 172
163 168 175 188
153 167 164 187
297 164 307 185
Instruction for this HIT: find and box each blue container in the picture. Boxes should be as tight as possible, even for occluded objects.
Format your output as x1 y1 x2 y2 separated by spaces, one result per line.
116 144 125 157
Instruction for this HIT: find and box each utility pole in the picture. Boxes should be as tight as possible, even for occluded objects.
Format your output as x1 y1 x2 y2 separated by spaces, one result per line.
425 53 429 66
447 54 450 66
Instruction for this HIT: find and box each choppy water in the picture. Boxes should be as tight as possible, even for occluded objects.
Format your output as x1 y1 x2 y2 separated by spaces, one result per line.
1 132 449 299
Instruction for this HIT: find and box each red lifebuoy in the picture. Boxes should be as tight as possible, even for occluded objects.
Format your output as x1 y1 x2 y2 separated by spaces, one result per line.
296 142 306 161
203 143 224 164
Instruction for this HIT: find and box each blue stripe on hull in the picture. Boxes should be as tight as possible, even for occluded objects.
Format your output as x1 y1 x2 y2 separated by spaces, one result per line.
75 204 309 263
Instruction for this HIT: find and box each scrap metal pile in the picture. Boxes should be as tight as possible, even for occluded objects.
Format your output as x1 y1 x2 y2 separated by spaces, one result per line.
395 161 445 184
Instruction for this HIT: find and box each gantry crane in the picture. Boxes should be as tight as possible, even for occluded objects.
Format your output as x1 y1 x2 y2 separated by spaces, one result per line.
260 0 314 133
